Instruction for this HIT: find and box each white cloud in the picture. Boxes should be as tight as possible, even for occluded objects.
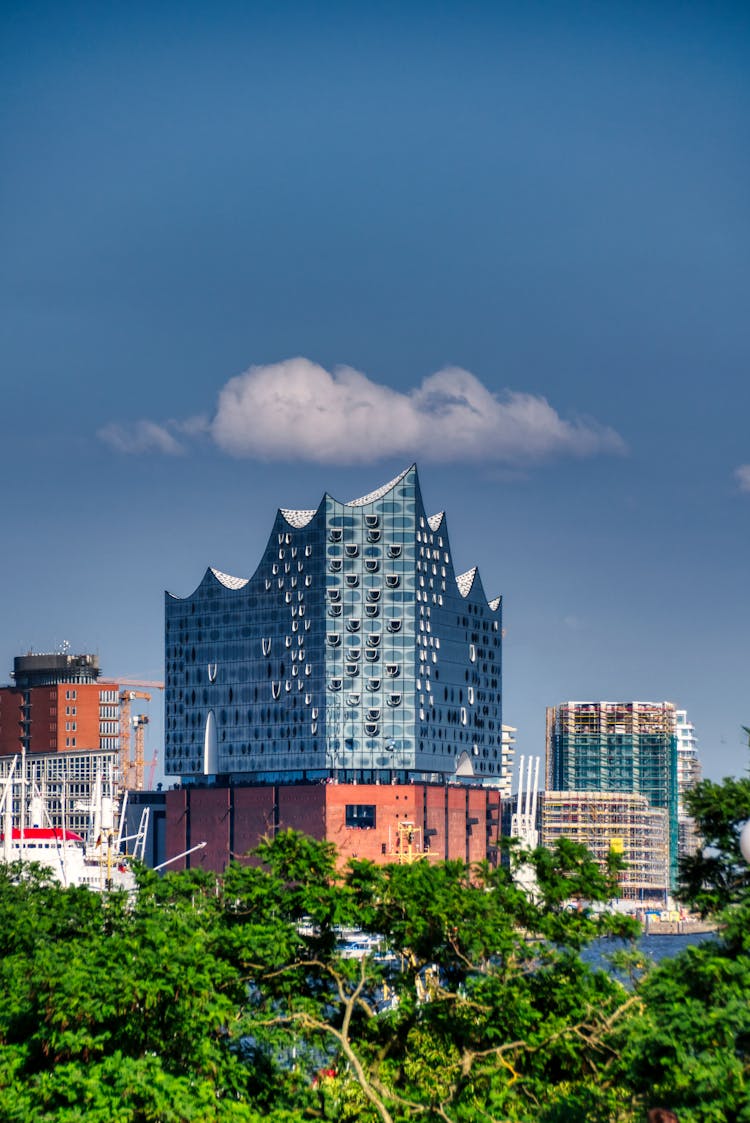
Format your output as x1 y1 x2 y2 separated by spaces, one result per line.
99 359 627 465
98 415 209 456
209 358 626 465
98 420 186 456
735 464 750 493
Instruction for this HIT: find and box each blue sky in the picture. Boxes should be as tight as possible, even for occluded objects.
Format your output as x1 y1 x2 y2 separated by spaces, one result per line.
1 1 748 781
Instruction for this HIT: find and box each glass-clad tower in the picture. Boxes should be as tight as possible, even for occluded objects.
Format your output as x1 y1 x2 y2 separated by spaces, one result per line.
165 466 502 785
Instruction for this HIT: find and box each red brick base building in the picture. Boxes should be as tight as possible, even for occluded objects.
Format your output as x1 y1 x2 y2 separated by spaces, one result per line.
166 782 503 870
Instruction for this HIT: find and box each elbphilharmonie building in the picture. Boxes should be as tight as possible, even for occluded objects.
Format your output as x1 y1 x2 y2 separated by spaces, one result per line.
165 465 503 787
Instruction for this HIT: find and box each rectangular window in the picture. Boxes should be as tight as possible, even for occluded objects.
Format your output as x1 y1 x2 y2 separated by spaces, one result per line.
345 804 376 829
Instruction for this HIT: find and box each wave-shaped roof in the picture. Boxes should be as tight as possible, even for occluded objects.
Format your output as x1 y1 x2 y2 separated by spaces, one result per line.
428 512 445 531
347 464 414 507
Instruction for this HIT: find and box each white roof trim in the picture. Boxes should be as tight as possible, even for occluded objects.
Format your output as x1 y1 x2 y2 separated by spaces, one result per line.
280 508 317 528
488 595 501 612
427 512 444 531
347 465 413 507
456 567 477 598
210 567 249 590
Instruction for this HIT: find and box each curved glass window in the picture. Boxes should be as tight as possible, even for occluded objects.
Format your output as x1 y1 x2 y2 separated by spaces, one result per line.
387 544 402 558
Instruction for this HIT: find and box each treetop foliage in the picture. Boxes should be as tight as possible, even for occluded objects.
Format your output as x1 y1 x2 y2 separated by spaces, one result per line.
1 742 749 1123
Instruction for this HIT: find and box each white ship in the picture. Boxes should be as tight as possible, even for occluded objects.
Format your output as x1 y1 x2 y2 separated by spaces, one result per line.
0 754 148 891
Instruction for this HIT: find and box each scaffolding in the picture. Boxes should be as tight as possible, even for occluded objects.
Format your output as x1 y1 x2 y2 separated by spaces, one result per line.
541 789 670 902
545 701 679 884
387 820 428 864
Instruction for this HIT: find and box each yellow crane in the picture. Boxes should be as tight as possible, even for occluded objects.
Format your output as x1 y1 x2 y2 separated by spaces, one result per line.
113 681 164 792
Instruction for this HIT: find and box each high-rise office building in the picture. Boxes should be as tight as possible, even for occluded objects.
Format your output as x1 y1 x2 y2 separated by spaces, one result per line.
0 653 120 758
545 701 679 885
675 709 701 858
165 465 503 786
0 652 122 835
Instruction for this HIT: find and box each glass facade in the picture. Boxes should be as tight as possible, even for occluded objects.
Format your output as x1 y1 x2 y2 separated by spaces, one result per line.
165 466 503 785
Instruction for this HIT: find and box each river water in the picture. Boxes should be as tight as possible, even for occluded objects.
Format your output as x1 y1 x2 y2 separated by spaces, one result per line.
582 931 715 976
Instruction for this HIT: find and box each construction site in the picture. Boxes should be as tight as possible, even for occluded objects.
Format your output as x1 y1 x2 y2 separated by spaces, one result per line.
541 790 670 902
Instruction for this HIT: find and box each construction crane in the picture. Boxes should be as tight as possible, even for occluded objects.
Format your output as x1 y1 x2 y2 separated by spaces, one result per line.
116 679 165 690
119 691 150 790
132 713 150 793
111 681 163 792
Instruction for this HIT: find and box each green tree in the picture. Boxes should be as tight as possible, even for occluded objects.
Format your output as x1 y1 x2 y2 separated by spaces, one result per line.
610 731 750 1123
0 833 645 1123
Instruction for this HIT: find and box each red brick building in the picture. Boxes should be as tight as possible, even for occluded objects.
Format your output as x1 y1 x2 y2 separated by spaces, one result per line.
166 781 502 870
0 653 119 757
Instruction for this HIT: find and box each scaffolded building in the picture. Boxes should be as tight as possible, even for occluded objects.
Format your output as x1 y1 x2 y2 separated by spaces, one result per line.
542 790 670 902
545 701 678 885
